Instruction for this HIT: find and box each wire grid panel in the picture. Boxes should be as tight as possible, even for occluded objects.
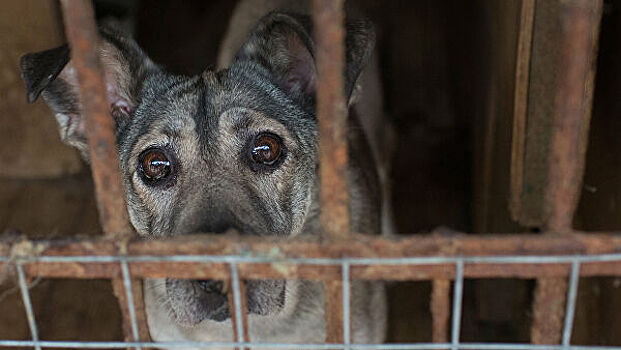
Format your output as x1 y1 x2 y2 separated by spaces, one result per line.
4 253 621 349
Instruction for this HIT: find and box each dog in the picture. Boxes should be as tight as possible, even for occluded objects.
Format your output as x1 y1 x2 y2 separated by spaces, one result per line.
20 4 388 348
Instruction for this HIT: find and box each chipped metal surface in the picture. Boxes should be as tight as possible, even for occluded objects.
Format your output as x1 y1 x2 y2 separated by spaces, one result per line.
312 0 350 240
58 1 146 345
531 0 603 344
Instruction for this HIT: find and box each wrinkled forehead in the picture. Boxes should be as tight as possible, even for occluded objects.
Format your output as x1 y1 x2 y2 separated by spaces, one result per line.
117 74 202 162
118 68 316 163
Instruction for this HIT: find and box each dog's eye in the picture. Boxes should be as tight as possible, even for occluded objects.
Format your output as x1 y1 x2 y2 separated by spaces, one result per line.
251 133 283 166
139 148 173 185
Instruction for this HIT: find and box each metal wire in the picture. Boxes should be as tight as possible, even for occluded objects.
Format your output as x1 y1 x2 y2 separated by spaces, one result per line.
451 260 464 350
120 259 142 350
6 254 621 348
562 260 581 348
16 263 41 350
342 260 351 348
2 340 621 350
12 251 621 265
230 262 246 344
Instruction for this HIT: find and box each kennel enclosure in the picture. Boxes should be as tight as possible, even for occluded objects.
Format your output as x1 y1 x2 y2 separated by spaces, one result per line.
1 0 620 349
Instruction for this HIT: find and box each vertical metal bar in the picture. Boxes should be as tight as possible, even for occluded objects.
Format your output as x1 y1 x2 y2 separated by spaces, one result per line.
342 261 351 348
110 278 151 344
542 0 603 232
59 0 131 239
325 279 344 344
312 0 350 239
451 261 464 350
431 279 451 343
229 263 247 349
531 0 602 344
531 277 568 344
562 260 581 348
313 0 348 342
239 280 250 346
58 1 150 344
120 260 141 350
16 263 41 350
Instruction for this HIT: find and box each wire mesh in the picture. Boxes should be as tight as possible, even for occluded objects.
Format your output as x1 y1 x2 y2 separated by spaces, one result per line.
6 252 621 349
15 263 40 350
120 259 142 350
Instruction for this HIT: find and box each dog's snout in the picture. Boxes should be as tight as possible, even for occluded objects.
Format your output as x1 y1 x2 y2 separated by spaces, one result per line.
197 280 227 294
198 222 230 234
196 209 244 234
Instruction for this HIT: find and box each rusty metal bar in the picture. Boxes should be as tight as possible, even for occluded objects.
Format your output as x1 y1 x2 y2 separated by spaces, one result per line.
228 263 249 350
312 0 350 240
60 0 131 239
531 0 603 344
325 279 344 343
19 256 621 281
4 232 621 264
431 279 450 343
110 277 151 344
58 0 147 345
4 233 621 280
542 0 602 232
531 278 568 344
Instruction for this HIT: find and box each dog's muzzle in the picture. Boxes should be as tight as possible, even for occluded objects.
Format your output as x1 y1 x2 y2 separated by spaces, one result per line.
165 278 286 326
166 279 229 325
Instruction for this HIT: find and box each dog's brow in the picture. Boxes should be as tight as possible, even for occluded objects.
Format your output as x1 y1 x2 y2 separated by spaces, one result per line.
232 112 251 133
193 82 221 153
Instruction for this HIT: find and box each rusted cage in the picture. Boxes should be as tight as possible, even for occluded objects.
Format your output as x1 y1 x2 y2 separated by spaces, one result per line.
1 0 620 349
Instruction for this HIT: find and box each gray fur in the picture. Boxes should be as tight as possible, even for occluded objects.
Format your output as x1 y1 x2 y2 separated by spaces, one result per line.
20 9 386 349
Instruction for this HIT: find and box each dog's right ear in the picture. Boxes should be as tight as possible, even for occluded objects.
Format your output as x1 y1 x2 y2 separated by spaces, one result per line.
20 27 156 158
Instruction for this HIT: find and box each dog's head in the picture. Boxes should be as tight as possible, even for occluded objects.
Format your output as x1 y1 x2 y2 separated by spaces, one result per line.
20 12 374 326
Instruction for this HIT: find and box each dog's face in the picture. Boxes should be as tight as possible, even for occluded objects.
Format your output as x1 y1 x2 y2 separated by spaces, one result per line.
21 13 374 327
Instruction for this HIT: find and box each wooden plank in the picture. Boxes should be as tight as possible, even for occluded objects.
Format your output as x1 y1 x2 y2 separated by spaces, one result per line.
509 0 536 223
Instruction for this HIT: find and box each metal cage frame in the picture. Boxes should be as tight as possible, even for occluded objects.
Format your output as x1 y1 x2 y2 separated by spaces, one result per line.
1 0 616 349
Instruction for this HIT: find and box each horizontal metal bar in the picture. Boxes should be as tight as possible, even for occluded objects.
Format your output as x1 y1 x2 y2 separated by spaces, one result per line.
10 252 621 265
2 341 621 350
3 231 621 260
4 233 621 281
5 253 621 282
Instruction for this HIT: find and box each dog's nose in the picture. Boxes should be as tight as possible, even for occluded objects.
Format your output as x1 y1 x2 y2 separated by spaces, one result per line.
197 279 226 294
197 210 241 234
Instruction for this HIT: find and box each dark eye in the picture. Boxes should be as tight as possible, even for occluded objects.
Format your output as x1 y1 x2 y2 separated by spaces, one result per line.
250 133 284 167
138 148 174 185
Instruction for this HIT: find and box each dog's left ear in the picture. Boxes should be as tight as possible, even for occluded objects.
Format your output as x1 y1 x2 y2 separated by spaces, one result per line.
20 26 156 158
235 12 375 107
